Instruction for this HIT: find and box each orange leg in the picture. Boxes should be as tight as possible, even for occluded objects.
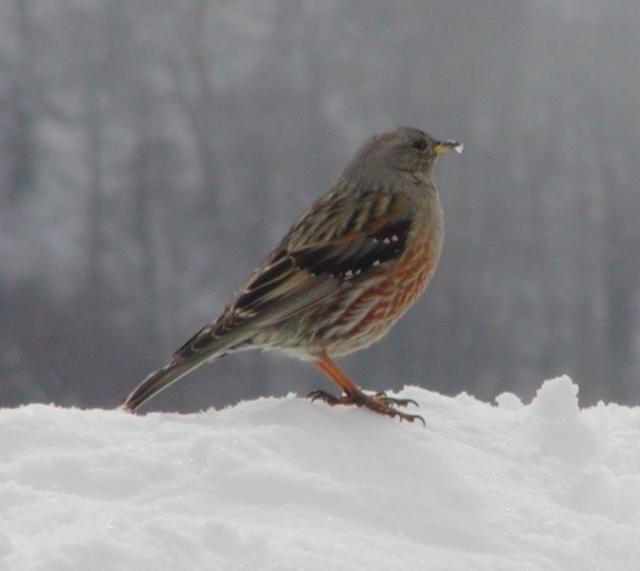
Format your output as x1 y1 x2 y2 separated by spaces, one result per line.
314 353 362 397
309 352 424 425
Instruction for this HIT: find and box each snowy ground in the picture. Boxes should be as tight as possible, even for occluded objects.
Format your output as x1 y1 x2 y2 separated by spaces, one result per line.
2 376 640 570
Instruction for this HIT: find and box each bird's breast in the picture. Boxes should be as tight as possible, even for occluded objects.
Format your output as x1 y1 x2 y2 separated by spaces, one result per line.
315 201 443 356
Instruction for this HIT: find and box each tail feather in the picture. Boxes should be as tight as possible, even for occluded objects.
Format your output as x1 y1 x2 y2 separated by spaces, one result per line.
120 360 202 413
121 330 249 412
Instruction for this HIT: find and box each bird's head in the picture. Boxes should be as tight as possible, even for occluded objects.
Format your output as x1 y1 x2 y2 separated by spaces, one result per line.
347 126 462 179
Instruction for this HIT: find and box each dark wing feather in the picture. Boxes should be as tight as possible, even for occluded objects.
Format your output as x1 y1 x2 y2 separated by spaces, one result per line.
223 189 414 330
291 217 411 278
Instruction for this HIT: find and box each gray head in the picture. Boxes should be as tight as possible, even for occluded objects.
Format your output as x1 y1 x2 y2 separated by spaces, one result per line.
345 126 462 178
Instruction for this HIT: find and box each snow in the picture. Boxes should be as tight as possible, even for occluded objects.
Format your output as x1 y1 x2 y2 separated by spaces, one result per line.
2 376 640 570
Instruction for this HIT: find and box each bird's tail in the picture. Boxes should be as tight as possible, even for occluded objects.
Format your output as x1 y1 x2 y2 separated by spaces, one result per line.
120 360 204 413
120 327 250 413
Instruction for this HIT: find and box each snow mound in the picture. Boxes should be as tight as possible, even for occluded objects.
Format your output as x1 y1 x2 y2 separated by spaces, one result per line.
2 376 640 570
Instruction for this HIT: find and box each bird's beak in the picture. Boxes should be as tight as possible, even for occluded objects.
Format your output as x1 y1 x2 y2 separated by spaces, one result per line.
434 140 464 155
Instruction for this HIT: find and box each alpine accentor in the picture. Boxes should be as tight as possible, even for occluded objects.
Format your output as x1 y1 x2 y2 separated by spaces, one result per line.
122 127 461 423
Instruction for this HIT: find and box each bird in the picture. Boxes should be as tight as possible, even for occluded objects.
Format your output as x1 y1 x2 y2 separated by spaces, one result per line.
121 126 462 423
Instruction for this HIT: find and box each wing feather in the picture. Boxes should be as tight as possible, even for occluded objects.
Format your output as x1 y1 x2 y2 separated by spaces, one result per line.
217 188 414 333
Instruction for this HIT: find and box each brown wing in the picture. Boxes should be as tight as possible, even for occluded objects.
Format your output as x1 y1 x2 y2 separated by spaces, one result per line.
178 187 415 359
228 188 414 327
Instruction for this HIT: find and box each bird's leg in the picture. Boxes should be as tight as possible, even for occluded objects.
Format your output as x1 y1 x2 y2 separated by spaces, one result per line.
308 353 424 425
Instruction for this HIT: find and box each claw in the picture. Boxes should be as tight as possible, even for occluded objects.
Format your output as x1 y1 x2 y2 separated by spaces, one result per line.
307 389 340 405
392 410 426 426
373 392 419 408
307 389 425 427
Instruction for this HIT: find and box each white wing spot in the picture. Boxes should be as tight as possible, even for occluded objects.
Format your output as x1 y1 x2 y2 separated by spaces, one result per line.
373 260 380 267
236 308 256 318
383 238 391 244
344 270 353 278
391 235 398 242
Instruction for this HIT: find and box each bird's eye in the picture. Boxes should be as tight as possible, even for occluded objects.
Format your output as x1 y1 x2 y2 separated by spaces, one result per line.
412 138 427 152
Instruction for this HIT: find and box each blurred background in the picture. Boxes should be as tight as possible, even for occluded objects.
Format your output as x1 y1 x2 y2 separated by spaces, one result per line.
1 0 639 411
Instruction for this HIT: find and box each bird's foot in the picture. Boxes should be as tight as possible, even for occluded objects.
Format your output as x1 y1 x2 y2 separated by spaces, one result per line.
372 391 419 408
307 389 344 406
307 389 424 426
